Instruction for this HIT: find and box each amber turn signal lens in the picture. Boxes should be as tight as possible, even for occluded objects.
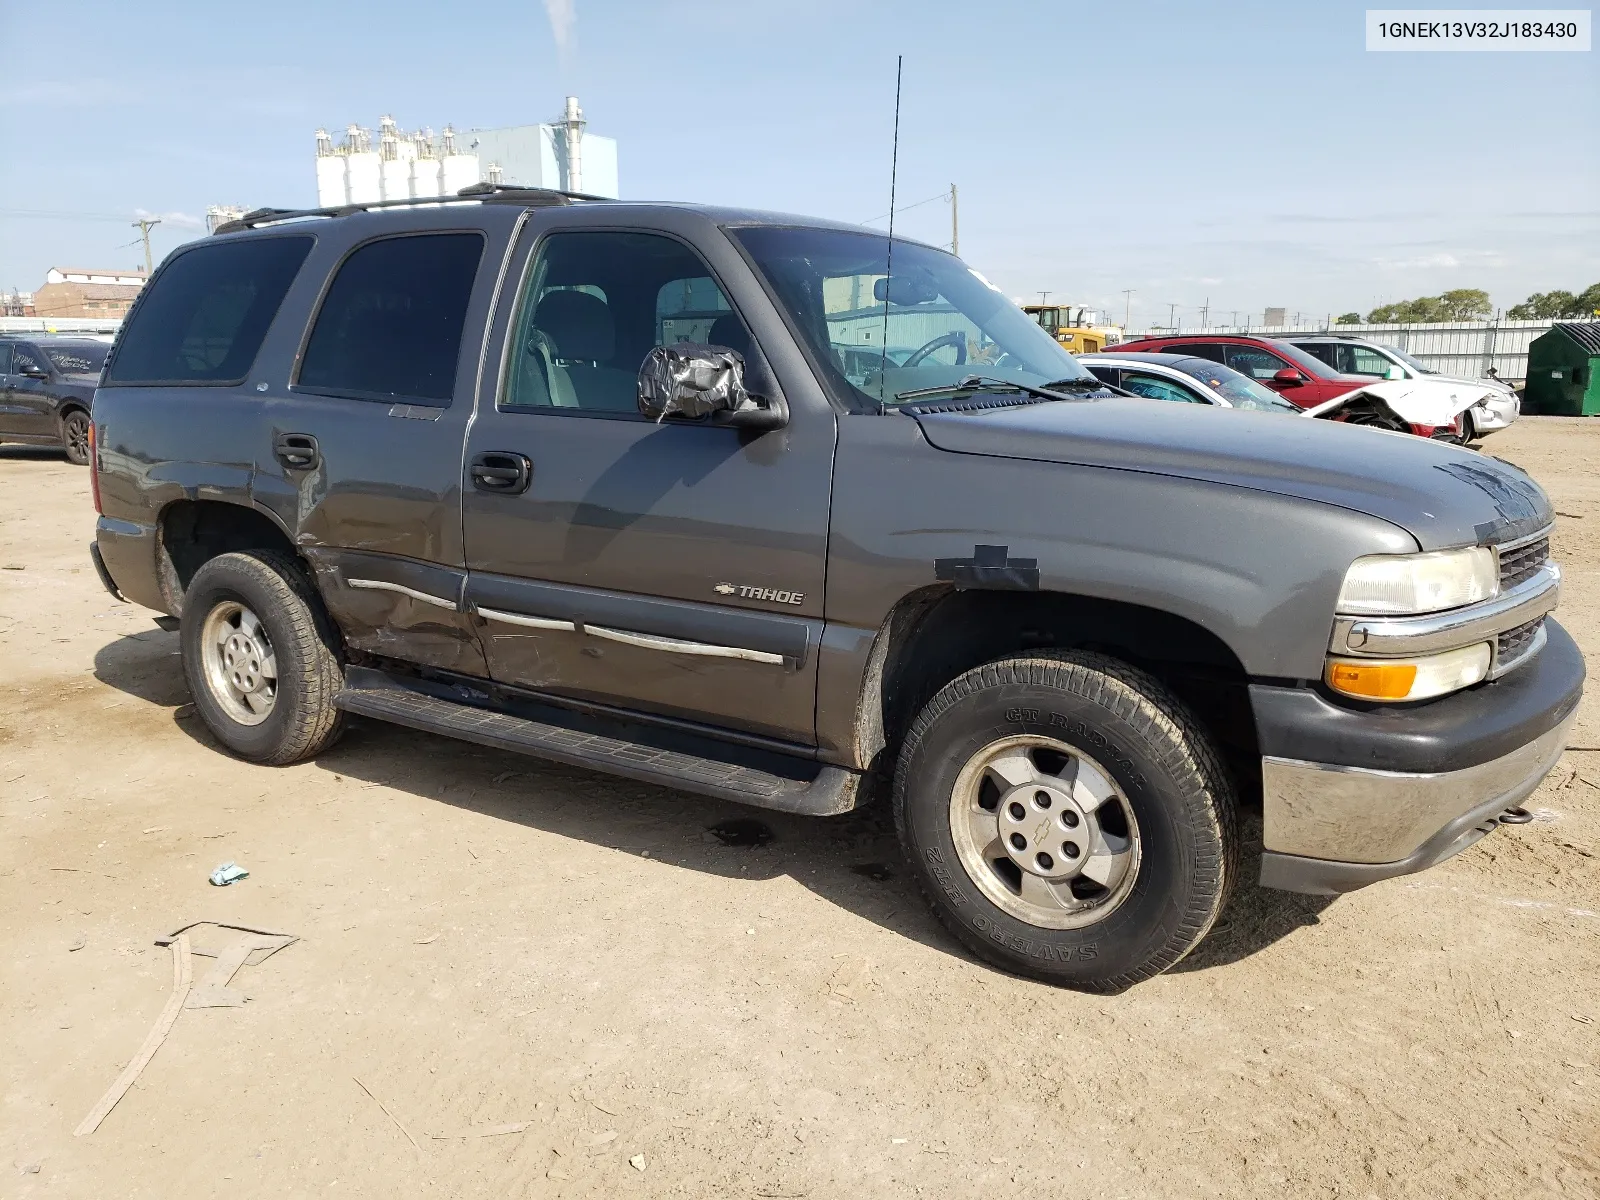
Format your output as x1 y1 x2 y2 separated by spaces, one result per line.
1328 660 1418 700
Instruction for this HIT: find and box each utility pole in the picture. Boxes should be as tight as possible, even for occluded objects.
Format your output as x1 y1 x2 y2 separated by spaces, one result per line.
949 183 959 256
1121 288 1134 328
1038 291 1051 305
132 217 161 273
1199 297 1210 328
1167 302 1177 328
1229 310 1239 328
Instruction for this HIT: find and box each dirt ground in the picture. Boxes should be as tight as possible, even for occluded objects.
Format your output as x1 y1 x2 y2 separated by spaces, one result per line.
2 418 1597 1200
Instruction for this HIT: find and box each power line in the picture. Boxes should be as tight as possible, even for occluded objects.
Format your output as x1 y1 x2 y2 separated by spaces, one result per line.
0 209 137 222
859 189 952 226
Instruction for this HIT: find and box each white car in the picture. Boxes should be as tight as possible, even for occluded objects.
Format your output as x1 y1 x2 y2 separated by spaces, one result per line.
1079 352 1489 443
1285 335 1519 437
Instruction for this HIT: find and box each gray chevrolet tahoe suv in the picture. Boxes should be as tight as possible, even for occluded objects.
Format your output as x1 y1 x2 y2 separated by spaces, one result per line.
88 187 1583 991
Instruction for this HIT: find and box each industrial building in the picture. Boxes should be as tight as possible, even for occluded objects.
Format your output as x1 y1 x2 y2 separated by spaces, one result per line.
313 97 618 208
32 267 147 319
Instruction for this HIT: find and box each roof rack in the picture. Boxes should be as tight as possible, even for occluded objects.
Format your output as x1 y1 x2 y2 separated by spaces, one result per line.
213 182 613 235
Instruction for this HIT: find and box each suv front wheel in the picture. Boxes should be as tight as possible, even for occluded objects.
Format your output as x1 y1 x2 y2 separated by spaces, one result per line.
894 651 1238 991
180 550 346 765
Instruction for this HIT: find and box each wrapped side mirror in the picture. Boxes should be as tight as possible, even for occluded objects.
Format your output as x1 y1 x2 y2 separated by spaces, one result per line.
637 342 788 431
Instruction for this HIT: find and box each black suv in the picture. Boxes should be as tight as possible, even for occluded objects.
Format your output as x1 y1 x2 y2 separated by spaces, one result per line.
0 335 107 464
85 188 1580 990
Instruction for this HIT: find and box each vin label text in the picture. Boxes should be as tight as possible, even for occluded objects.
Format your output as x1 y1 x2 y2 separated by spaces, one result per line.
1366 9 1591 49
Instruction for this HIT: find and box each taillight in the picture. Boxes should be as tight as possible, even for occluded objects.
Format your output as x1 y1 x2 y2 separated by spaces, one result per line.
89 422 103 514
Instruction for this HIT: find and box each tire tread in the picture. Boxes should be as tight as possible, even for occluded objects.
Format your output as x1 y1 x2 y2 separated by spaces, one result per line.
893 650 1239 991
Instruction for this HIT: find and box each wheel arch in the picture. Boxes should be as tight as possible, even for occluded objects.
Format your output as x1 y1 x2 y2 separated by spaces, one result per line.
155 498 303 616
851 586 1261 802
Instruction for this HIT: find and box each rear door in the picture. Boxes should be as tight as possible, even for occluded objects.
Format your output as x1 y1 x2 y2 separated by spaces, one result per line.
255 213 514 678
459 222 835 745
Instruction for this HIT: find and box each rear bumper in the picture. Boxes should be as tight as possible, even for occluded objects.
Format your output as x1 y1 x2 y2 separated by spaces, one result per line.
94 516 165 611
88 541 127 602
1253 618 1584 895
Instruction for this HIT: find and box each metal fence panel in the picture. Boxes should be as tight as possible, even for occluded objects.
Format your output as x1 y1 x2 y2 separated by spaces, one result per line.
1122 319 1566 383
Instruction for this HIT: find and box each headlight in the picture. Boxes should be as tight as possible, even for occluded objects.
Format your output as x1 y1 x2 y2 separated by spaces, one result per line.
1337 547 1497 615
1326 643 1491 702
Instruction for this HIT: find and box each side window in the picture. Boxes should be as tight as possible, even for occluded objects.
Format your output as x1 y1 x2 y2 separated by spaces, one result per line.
1121 372 1209 404
1294 342 1339 370
13 345 46 375
1346 345 1394 376
0 345 12 374
103 237 314 385
298 233 484 404
502 231 755 415
1161 341 1226 363
1224 345 1290 379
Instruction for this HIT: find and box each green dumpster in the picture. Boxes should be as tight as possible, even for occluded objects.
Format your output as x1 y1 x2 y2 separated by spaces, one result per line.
1523 321 1600 416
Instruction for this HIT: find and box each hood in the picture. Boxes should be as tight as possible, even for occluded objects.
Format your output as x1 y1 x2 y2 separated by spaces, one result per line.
1323 378 1492 429
910 397 1551 551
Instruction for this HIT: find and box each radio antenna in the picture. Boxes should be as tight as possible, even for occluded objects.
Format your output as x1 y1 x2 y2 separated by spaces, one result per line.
878 54 902 405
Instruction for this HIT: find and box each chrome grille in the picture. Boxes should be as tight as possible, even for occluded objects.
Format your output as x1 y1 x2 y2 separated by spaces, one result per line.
1494 617 1545 675
1498 535 1549 591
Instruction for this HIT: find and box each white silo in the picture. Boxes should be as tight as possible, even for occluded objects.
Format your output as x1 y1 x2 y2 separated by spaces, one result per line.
410 130 440 199
379 115 415 200
344 124 381 205
314 129 349 207
438 124 481 197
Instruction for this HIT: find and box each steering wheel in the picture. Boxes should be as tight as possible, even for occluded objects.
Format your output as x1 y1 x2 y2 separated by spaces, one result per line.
902 330 969 369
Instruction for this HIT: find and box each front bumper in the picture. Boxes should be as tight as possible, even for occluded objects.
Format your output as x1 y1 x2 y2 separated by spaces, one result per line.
1471 393 1518 433
1253 618 1584 895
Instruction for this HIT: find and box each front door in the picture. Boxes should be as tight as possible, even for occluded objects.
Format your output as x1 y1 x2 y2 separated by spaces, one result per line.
5 343 55 438
460 228 835 745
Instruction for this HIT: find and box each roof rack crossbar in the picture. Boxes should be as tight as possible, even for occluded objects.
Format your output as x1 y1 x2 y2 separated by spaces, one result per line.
213 183 612 235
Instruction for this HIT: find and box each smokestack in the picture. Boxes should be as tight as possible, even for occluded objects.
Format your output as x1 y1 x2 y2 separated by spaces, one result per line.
559 95 585 193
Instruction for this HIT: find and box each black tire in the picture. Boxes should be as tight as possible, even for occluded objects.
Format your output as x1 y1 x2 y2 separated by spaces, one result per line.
180 550 346 765
60 409 91 466
893 650 1238 992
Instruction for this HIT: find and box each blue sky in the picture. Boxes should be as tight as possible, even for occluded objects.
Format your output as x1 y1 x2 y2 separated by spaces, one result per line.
2 0 1595 326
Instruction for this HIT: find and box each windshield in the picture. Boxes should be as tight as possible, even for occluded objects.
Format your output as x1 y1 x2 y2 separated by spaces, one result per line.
42 342 110 376
1383 345 1434 374
1170 358 1301 413
732 226 1093 407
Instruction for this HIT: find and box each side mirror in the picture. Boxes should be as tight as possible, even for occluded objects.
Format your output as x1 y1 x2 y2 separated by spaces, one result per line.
637 343 788 432
1385 365 1406 380
19 365 50 380
1272 367 1305 385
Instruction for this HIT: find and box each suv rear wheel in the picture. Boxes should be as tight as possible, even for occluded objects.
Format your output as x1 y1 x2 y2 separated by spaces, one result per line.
894 650 1238 991
180 550 345 765
61 409 91 466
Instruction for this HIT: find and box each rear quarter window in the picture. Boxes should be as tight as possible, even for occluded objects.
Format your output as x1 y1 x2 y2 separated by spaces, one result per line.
103 236 314 386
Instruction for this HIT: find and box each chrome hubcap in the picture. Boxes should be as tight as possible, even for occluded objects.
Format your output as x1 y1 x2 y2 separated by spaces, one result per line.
199 601 277 726
949 735 1140 929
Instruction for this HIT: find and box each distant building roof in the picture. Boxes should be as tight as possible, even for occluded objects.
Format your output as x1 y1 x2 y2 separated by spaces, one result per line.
1553 321 1600 356
48 267 149 278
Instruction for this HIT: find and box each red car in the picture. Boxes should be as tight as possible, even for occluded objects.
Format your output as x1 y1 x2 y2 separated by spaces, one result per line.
1115 335 1370 404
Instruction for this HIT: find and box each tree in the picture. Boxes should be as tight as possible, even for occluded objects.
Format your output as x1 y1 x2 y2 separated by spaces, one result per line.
1334 312 1362 324
1366 289 1491 323
1508 283 1600 319
1508 290 1577 319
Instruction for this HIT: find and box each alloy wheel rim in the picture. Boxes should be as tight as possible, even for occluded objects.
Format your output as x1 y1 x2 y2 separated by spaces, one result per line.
198 600 278 726
948 735 1141 930
65 414 90 460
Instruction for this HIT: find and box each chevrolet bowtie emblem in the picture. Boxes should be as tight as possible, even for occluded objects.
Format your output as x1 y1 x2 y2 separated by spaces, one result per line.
714 582 737 595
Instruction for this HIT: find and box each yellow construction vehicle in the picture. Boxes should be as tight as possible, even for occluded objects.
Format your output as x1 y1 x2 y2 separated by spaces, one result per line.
1022 304 1123 354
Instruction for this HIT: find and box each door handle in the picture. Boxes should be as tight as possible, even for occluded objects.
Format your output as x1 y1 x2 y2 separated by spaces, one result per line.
273 432 320 470
470 451 532 494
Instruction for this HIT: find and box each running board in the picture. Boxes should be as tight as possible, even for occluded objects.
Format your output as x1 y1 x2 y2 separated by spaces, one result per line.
335 675 864 817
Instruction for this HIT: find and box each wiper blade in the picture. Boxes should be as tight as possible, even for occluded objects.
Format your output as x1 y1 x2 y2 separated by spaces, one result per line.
894 374 1102 403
